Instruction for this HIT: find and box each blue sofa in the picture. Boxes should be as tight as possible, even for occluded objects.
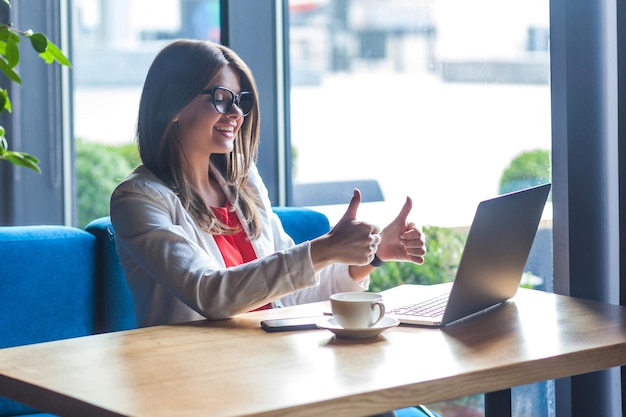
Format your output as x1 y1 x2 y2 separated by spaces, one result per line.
0 207 330 417
0 226 96 417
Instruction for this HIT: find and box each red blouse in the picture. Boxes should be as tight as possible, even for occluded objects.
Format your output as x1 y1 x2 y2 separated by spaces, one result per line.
210 205 271 311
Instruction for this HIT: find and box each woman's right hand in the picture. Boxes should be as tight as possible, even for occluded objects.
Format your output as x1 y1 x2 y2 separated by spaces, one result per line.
309 189 381 270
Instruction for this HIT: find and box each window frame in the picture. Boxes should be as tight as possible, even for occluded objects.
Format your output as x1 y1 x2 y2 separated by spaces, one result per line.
222 0 291 207
549 0 622 414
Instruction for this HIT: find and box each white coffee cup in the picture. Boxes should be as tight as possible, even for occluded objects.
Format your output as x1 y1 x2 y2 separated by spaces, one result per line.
330 292 386 329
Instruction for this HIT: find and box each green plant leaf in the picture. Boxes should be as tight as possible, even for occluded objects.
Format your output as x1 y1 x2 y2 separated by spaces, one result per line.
0 12 71 174
26 32 71 67
38 49 54 64
0 90 6 113
0 88 11 113
1 150 41 173
43 40 70 67
0 27 10 41
5 34 18 68
0 56 20 83
29 32 47 53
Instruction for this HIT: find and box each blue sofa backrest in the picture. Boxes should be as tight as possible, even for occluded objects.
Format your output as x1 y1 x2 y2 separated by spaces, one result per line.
0 225 97 417
85 217 137 333
271 206 331 244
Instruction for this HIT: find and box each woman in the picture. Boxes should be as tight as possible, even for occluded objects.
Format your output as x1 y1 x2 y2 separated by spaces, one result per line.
110 39 426 328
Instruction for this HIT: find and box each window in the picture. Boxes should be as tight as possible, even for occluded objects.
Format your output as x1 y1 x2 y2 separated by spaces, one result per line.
72 0 220 227
287 1 552 415
288 0 550 227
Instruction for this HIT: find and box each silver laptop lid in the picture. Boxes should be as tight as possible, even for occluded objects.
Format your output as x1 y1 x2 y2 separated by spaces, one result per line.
441 183 551 325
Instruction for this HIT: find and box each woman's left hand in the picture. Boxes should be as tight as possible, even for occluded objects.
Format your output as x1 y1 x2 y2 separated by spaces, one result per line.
375 197 426 265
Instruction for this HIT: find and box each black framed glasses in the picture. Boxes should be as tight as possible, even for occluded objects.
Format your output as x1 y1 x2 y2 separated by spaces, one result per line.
201 86 254 116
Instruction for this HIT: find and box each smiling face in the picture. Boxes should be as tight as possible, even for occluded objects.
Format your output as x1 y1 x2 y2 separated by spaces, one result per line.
174 65 245 160
137 40 260 200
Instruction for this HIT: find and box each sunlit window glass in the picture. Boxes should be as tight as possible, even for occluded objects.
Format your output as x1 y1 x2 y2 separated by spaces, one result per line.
72 0 220 228
288 1 551 415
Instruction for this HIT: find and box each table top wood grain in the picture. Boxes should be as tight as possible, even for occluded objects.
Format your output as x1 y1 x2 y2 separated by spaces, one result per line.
2 286 626 417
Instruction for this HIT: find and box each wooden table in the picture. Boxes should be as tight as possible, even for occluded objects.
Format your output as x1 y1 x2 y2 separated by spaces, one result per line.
2 286 626 417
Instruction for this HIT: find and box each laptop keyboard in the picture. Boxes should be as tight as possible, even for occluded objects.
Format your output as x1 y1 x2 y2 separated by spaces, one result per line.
389 293 450 318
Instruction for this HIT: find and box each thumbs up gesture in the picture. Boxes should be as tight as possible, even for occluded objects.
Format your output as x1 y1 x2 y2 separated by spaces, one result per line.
375 196 426 265
309 191 425 275
323 189 381 266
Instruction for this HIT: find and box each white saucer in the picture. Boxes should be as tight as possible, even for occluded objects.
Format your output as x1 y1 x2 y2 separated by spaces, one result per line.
316 317 400 339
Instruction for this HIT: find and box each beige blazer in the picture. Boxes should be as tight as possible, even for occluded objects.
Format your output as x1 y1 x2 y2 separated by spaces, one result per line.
110 164 367 327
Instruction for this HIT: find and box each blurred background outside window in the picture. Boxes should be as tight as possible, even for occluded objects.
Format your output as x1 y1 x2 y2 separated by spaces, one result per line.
72 0 220 227
287 2 552 415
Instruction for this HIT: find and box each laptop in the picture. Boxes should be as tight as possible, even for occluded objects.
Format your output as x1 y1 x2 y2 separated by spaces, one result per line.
384 183 551 327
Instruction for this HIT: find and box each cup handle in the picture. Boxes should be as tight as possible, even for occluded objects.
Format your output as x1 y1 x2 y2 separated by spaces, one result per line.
370 301 386 326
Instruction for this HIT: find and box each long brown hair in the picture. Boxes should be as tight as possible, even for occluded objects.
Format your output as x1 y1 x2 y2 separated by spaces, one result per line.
136 39 262 238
